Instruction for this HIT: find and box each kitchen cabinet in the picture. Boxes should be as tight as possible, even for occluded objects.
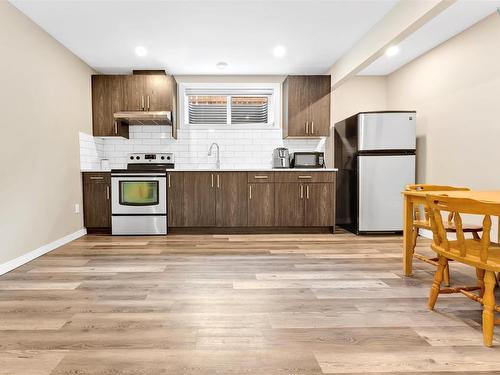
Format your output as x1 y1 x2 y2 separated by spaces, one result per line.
248 183 275 226
304 183 334 226
282 75 331 138
274 183 305 226
82 172 111 230
216 172 248 227
123 74 176 112
182 172 216 227
167 172 184 227
91 75 129 138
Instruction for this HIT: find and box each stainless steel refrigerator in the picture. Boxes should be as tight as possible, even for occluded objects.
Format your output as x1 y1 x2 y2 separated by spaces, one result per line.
334 111 416 234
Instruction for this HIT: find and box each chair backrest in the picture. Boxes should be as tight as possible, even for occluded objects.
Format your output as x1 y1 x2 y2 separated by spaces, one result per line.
426 194 500 263
405 184 471 224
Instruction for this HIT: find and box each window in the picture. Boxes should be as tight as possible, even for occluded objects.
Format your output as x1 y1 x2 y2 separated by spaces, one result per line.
182 86 277 127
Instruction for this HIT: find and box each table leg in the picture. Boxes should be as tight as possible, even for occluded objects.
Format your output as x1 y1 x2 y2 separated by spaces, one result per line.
403 195 414 276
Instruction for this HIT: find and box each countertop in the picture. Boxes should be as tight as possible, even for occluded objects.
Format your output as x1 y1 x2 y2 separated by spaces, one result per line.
82 168 338 173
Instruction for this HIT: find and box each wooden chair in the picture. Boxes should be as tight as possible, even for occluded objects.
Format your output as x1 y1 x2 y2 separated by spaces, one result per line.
426 194 500 347
405 184 483 286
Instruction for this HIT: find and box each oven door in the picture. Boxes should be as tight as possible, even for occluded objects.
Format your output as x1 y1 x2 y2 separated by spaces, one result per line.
111 174 166 215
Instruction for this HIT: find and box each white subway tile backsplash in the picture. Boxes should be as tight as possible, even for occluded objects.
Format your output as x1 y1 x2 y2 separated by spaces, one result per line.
80 125 326 170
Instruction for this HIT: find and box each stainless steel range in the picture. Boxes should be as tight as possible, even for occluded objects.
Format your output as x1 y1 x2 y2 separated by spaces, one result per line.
111 153 174 235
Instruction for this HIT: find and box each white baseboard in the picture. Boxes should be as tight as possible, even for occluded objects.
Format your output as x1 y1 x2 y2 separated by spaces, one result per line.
0 228 87 276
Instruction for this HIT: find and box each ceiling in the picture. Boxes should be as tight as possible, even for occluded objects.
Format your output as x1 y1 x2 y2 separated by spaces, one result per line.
359 0 500 76
10 0 397 75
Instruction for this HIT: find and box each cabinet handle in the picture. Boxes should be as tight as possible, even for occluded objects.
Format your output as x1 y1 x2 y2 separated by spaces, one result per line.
168 174 171 188
147 95 150 110
254 175 268 179
306 185 310 200
141 96 145 110
89 176 104 180
217 174 220 188
311 121 314 135
249 185 252 200
114 120 118 134
300 184 304 199
305 121 309 135
298 175 312 179
211 174 214 188
106 185 110 200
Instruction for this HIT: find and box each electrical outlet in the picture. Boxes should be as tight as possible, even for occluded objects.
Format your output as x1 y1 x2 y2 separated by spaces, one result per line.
74 203 80 214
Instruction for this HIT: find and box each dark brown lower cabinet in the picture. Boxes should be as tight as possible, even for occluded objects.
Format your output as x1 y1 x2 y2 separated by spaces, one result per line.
182 172 216 227
274 183 305 226
216 172 248 227
167 172 184 227
305 183 334 226
82 172 111 230
248 183 274 226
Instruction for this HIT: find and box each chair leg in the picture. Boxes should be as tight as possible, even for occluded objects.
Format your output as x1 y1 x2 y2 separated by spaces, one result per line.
443 262 451 287
428 255 447 310
476 268 485 298
472 231 480 240
411 227 418 255
482 271 496 347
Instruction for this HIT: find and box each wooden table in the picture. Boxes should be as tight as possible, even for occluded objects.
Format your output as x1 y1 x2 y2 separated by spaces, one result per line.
402 190 500 276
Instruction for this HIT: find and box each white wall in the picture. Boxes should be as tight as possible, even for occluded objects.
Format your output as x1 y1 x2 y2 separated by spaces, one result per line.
0 2 94 266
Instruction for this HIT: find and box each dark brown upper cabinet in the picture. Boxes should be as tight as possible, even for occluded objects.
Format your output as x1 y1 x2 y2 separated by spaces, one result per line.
282 75 331 138
91 72 177 139
91 75 129 138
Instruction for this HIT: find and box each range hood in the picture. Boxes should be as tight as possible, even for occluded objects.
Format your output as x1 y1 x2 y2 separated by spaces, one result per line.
113 111 172 126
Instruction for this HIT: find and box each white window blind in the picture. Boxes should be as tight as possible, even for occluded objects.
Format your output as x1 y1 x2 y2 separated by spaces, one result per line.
185 88 274 125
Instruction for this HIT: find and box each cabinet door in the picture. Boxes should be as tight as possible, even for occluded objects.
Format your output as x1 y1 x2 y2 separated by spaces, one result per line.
308 76 331 136
285 76 309 137
123 75 146 111
248 183 274 227
304 183 334 227
216 172 248 227
83 174 111 228
274 183 305 226
167 172 184 227
92 75 125 137
145 75 174 111
183 172 216 227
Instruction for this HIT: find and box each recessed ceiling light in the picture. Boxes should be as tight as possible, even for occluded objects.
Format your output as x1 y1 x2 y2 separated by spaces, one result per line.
385 45 399 57
135 46 148 57
216 61 228 70
273 45 286 58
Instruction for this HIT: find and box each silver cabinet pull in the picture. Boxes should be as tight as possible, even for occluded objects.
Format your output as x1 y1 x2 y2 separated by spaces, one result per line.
141 95 145 110
300 185 304 199
217 174 220 188
254 175 268 179
305 121 309 135
211 174 214 188
249 185 252 200
298 175 312 179
90 176 104 180
114 120 118 134
147 95 150 110
106 185 110 200
306 185 310 199
311 121 314 135
168 174 171 188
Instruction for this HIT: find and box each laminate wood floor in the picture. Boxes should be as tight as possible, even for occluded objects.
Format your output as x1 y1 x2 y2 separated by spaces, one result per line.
0 231 499 375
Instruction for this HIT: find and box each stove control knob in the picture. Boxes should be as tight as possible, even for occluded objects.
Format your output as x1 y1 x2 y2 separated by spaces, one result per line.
129 156 134 160
160 156 165 160
136 156 140 160
166 156 171 160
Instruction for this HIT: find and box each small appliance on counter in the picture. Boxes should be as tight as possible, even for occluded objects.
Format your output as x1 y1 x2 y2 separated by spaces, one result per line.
272 147 290 168
111 153 174 235
291 152 325 168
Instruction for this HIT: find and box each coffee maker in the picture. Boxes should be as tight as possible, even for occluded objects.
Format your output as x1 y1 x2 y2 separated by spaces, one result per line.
272 147 290 168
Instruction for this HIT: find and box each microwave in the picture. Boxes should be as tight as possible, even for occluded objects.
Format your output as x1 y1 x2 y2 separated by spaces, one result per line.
292 152 325 168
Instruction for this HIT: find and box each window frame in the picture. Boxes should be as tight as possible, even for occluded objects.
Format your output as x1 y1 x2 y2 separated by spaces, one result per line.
178 82 281 129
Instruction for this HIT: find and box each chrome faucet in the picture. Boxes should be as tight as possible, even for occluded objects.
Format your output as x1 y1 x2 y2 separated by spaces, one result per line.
208 142 221 169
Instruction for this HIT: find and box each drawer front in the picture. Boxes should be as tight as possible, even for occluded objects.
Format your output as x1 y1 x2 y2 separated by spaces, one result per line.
274 171 335 183
83 172 111 184
247 172 274 183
